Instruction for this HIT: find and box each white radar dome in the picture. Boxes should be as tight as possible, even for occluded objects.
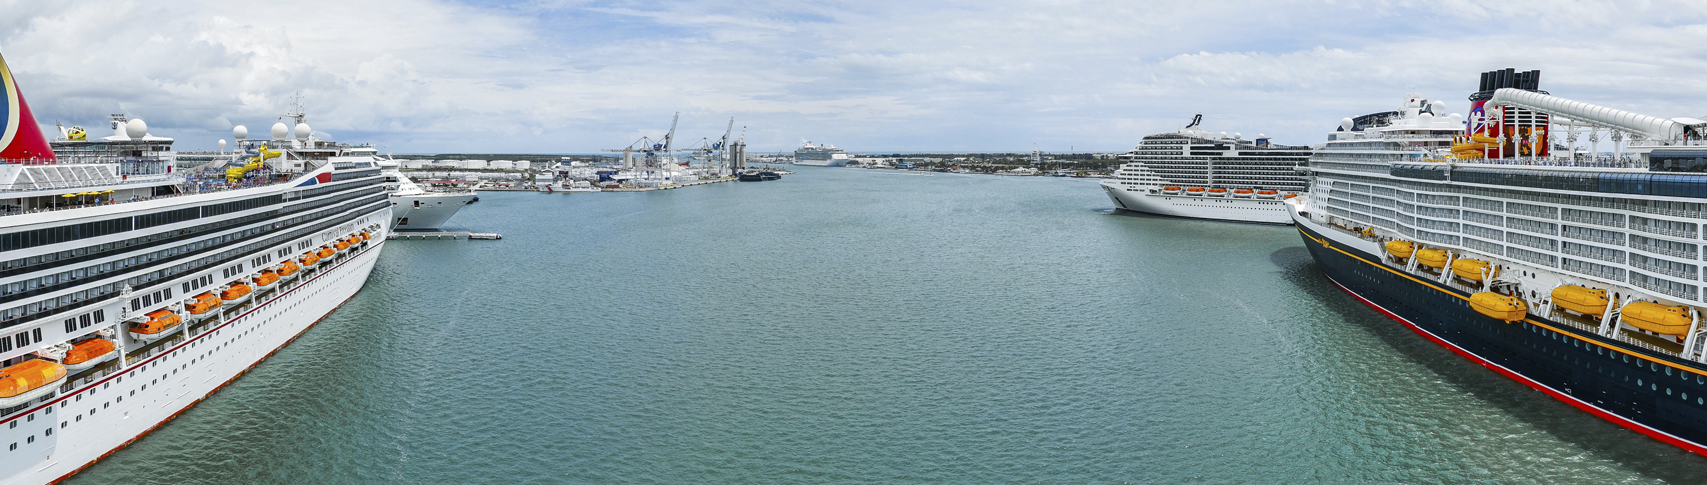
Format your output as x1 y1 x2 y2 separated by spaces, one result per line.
1448 113 1464 125
219 139 227 152
1234 132 1242 139
1340 118 1354 131
294 123 311 141
1416 113 1435 126
1428 100 1448 115
233 125 248 140
124 119 147 139
271 122 288 140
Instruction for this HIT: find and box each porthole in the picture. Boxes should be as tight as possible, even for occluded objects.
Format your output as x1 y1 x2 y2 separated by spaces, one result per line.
1668 388 1674 396
1668 367 1674 376
1640 379 1645 386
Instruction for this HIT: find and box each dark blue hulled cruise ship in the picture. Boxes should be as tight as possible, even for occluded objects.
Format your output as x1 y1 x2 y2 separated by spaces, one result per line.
1289 69 1707 454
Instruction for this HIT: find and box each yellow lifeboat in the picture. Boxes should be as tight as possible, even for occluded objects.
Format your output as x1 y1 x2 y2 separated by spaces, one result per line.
220 282 253 305
277 260 301 279
1415 248 1449 269
0 360 66 408
186 293 223 317
254 270 280 288
1385 240 1415 260
1452 258 1498 282
1551 286 1610 317
62 339 117 372
1471 292 1528 322
129 309 182 342
1623 302 1694 336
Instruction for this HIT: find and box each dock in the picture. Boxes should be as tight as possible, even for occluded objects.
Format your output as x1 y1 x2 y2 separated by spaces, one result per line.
388 231 502 240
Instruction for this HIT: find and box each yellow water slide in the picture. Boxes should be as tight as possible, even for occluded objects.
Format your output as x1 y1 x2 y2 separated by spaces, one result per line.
226 145 283 182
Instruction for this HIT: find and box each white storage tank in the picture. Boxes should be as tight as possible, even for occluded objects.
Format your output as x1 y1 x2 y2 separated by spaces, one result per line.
513 160 531 170
489 160 514 170
461 160 488 169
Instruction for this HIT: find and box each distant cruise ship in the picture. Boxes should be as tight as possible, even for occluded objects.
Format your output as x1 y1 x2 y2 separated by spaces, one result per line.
1100 115 1310 224
1291 68 1707 456
794 141 850 166
0 51 389 483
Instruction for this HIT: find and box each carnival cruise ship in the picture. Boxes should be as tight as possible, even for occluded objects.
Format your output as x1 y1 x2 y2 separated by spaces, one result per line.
1290 68 1707 456
1100 115 1310 224
794 141 850 166
0 52 390 483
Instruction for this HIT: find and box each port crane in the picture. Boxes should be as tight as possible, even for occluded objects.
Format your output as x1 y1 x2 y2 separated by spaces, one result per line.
602 112 679 169
676 117 736 167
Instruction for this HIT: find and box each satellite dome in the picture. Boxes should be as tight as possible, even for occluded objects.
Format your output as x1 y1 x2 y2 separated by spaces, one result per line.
294 123 311 141
1416 112 1435 126
271 122 288 140
1428 100 1448 115
1257 133 1267 139
233 125 248 140
1340 118 1355 131
219 139 226 152
1447 113 1464 125
124 119 147 139
1234 132 1242 139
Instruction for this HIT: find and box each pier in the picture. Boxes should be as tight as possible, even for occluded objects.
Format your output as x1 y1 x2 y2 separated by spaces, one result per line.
388 231 502 240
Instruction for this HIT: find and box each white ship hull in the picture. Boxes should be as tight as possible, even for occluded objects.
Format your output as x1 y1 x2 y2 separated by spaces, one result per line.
792 158 847 167
0 224 387 484
1101 181 1293 224
391 192 475 231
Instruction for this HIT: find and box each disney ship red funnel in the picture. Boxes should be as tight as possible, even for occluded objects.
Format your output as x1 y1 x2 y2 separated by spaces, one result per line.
0 51 55 163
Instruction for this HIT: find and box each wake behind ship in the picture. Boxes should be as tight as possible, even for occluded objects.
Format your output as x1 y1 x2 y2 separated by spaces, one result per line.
0 52 389 483
1291 68 1707 455
1101 115 1310 224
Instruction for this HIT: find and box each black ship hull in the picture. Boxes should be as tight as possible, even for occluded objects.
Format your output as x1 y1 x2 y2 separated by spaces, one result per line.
1297 222 1707 455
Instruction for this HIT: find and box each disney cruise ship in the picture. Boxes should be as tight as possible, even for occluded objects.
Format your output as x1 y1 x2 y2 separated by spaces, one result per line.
0 53 389 483
1101 115 1310 224
1291 68 1707 455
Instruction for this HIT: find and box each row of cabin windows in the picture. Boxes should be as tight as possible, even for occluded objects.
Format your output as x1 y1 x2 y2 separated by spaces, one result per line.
61 310 107 334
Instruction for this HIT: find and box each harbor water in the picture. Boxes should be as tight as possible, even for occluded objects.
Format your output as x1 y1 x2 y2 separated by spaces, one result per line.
66 168 1707 483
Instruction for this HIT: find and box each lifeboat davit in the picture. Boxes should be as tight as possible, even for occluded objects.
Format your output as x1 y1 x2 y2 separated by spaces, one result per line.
129 309 182 342
277 260 302 280
1551 286 1610 317
1451 258 1498 282
220 283 253 306
0 360 66 408
1471 292 1528 322
1207 188 1228 197
1185 187 1206 196
1623 302 1694 335
185 293 223 319
62 339 117 372
1161 186 1182 195
1232 189 1254 198
1385 240 1415 260
1256 189 1279 199
1415 248 1449 269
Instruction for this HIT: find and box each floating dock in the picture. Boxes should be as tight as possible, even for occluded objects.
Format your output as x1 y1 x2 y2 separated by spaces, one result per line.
388 231 502 240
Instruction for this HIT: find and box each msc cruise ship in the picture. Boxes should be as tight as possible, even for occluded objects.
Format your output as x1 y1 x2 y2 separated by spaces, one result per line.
1101 115 1310 224
0 52 389 483
1291 68 1707 456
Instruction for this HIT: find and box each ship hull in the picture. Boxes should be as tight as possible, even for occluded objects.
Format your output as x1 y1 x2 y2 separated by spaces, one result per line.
792 159 846 167
1292 208 1707 456
0 225 388 484
1102 181 1292 224
392 192 474 231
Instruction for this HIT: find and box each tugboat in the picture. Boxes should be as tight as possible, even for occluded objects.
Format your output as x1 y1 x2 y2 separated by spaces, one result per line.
738 170 764 182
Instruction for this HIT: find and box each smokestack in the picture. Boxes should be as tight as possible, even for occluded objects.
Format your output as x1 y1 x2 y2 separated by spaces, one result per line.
1528 70 1541 90
1480 72 1491 92
1503 68 1516 88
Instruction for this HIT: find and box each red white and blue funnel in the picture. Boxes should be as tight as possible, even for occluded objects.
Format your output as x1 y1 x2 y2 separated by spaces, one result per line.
0 52 54 163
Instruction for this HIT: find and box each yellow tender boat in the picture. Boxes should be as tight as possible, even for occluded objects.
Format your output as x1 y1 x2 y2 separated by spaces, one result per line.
1385 240 1414 259
1452 258 1498 282
1551 286 1609 317
1623 302 1694 335
1416 248 1448 269
1471 292 1527 322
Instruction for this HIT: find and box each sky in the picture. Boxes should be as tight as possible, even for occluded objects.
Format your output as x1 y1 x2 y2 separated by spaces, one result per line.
4 0 1707 154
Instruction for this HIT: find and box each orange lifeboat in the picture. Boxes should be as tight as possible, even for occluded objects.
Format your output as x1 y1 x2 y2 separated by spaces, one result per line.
1623 302 1694 336
277 260 301 279
1185 187 1206 196
300 252 320 266
62 339 117 372
359 231 372 242
220 282 253 305
1161 186 1183 195
0 360 66 407
254 270 280 288
129 309 182 342
1256 189 1279 199
185 293 223 317
316 247 335 261
1283 193 1298 199
334 239 351 252
1232 189 1254 198
1207 188 1228 197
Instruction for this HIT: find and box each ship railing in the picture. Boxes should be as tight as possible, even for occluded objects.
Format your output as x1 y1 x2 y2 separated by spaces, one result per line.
0 168 297 218
1452 156 1644 169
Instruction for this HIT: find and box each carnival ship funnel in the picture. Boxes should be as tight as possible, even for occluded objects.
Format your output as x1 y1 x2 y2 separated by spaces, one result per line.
0 51 54 163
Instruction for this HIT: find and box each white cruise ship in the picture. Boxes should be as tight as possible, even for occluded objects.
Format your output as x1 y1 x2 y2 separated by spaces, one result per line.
1291 68 1707 455
1100 115 1310 224
0 52 390 483
375 159 476 230
794 141 850 166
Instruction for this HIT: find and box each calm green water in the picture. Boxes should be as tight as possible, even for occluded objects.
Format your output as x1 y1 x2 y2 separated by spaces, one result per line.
66 168 1707 483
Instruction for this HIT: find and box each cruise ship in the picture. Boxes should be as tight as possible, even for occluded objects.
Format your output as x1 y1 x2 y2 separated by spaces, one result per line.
375 159 476 230
0 52 389 483
794 141 850 166
1290 68 1707 455
1101 115 1310 224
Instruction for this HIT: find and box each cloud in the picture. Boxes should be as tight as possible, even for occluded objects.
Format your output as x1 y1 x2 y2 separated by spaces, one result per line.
4 0 1707 153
